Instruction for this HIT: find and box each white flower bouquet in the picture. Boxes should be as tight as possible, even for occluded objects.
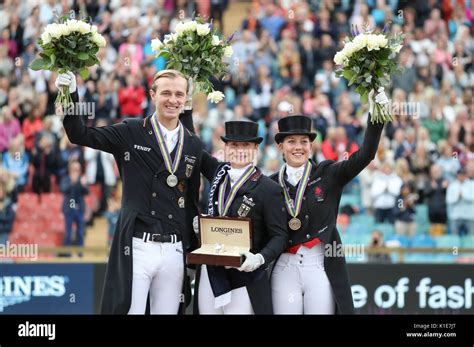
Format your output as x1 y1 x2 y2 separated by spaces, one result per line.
30 15 106 107
334 24 404 124
151 16 234 103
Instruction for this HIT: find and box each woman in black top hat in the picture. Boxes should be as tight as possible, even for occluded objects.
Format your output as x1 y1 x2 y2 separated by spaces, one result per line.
182 117 288 314
269 89 389 314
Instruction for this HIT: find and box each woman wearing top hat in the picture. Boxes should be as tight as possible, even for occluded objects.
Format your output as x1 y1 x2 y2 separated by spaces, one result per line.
269 89 389 314
181 115 288 314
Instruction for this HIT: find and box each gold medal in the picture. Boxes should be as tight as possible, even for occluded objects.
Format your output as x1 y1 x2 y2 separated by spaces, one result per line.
289 217 302 231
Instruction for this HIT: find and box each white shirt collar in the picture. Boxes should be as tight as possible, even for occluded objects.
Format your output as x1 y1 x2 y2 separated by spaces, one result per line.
158 121 180 140
229 163 253 186
158 121 180 152
285 163 306 186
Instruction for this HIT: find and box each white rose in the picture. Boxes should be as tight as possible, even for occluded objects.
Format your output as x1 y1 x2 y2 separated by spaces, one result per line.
175 22 186 36
92 32 107 47
41 31 51 45
196 23 210 36
212 35 220 46
353 34 368 48
224 45 233 58
375 34 388 48
77 21 91 35
334 51 346 65
392 44 403 53
46 23 61 39
66 19 79 33
207 91 225 103
342 42 357 58
151 38 163 52
185 20 197 32
91 25 98 33
366 34 382 51
58 24 71 37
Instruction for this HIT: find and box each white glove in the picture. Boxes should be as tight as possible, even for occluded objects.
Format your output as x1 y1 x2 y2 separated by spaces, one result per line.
192 215 199 234
368 87 389 115
55 71 77 93
237 252 265 272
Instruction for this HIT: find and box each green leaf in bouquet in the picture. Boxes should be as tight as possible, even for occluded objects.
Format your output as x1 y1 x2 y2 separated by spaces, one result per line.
50 53 56 66
341 69 355 80
348 74 357 86
79 68 89 80
77 52 89 60
360 92 368 104
29 58 47 71
43 48 55 56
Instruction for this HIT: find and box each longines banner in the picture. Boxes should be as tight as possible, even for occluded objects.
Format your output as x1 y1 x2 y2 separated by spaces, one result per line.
0 263 473 314
0 264 94 314
348 264 474 314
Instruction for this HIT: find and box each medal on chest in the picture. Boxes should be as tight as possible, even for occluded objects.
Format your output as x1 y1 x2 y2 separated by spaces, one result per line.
278 162 311 231
150 114 184 187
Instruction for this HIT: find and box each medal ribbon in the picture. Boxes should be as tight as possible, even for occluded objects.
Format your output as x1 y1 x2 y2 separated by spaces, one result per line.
150 113 184 175
278 162 311 218
218 166 255 216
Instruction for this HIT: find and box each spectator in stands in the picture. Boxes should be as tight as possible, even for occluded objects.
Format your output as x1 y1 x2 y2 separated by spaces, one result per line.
446 167 474 235
2 134 29 193
0 181 15 245
118 74 145 119
321 126 358 162
425 164 448 236
58 134 84 180
0 105 21 153
0 45 13 77
359 161 377 214
368 230 391 264
436 140 461 182
31 133 58 196
104 182 121 246
22 106 43 155
394 183 418 236
84 122 117 214
60 160 89 248
118 30 143 76
371 162 402 223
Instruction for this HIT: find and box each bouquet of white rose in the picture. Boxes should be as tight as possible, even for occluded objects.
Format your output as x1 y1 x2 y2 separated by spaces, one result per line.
334 24 404 124
30 15 106 107
151 16 234 103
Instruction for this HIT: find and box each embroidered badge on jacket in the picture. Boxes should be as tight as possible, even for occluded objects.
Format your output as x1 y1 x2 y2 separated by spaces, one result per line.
238 203 251 217
185 164 193 178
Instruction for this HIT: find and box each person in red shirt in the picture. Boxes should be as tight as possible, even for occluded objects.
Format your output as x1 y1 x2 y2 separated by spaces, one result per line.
321 126 359 161
22 108 43 154
118 75 145 119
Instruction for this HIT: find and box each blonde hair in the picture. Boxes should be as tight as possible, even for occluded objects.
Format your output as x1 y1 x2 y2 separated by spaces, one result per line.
151 69 188 92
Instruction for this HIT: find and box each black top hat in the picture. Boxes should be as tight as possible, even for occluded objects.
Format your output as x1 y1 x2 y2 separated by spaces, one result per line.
274 115 317 144
221 121 263 144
